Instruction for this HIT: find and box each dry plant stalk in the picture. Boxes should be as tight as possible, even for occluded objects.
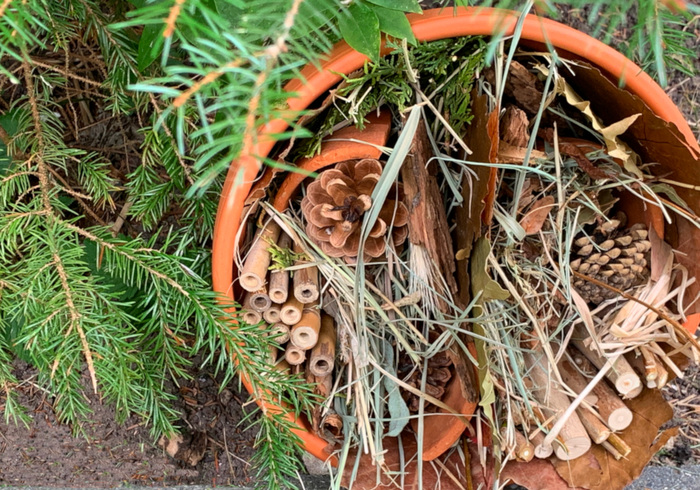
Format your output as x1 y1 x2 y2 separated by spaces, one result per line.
290 308 321 349
269 233 292 304
293 243 320 304
285 343 306 365
280 296 303 325
270 323 290 344
250 288 272 312
263 305 281 324
309 315 336 377
240 221 281 292
242 294 263 325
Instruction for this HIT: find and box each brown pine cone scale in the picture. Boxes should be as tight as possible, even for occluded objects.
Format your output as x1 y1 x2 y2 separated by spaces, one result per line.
301 159 409 263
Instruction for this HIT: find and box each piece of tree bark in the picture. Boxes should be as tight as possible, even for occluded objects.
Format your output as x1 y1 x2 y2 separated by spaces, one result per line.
401 117 458 307
501 105 530 147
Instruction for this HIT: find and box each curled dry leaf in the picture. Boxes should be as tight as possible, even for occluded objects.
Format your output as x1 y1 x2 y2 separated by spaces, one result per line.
519 195 555 235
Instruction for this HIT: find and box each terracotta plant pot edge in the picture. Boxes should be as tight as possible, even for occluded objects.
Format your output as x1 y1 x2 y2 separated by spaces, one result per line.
211 7 700 465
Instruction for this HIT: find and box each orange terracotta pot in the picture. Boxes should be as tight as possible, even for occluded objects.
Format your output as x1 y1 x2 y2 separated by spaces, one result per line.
211 7 700 465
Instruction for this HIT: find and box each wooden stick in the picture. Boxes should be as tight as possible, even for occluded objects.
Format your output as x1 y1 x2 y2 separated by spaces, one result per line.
309 315 336 377
250 288 272 312
572 326 642 398
290 308 321 350
262 305 281 324
240 221 280 292
268 234 291 304
241 294 262 325
576 406 611 444
280 296 303 326
605 433 631 459
559 349 634 430
523 350 591 460
293 243 319 304
285 343 306 365
529 430 554 459
269 323 290 344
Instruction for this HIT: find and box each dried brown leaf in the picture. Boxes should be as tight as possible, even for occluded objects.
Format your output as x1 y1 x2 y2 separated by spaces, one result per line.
520 195 555 235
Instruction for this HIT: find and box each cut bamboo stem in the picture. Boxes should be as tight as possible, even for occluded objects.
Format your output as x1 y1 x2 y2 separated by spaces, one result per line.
562 353 633 431
270 323 290 344
263 305 281 324
601 440 623 460
280 296 303 326
606 432 631 459
293 243 319 304
530 430 554 459
576 406 611 444
241 294 262 325
285 343 306 365
273 359 291 374
240 221 281 292
571 327 642 398
523 349 591 460
290 308 321 350
250 288 272 312
309 315 336 377
268 233 291 304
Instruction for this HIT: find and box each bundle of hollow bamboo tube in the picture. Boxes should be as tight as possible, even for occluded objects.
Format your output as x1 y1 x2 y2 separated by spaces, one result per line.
239 223 341 439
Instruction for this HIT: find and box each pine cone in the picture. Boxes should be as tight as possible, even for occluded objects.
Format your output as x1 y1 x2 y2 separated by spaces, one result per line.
301 159 409 263
571 219 651 304
399 351 453 413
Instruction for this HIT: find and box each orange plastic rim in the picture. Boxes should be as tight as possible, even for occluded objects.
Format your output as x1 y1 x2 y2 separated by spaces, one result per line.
212 7 700 465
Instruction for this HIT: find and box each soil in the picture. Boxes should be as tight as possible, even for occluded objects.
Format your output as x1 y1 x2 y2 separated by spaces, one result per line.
0 360 258 487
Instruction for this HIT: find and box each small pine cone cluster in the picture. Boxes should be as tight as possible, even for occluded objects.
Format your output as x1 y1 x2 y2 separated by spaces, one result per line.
571 219 651 304
400 350 453 412
301 159 409 263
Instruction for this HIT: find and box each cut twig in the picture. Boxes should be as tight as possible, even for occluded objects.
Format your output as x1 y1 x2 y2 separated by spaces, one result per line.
250 288 272 312
268 234 292 304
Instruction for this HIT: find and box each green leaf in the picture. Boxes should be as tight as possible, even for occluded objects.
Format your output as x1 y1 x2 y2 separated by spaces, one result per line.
382 340 410 437
650 183 692 212
137 23 165 71
338 2 381 62
370 4 416 45
470 238 510 302
365 0 421 14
